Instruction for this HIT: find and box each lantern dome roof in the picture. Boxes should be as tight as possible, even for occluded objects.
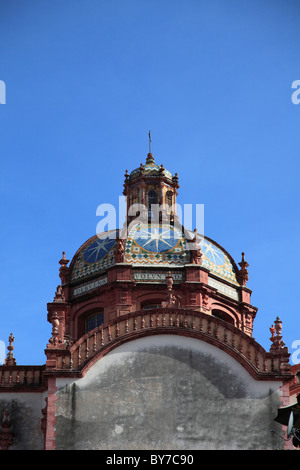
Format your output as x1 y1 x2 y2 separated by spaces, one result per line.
128 153 173 182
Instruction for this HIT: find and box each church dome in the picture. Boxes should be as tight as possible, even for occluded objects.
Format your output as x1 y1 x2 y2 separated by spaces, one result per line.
68 140 240 294
69 230 118 282
69 224 239 288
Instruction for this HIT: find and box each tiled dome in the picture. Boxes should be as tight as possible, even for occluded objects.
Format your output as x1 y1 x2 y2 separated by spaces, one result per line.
69 224 239 287
70 230 118 282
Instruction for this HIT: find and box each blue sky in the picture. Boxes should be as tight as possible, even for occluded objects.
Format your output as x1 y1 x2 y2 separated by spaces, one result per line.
0 0 299 365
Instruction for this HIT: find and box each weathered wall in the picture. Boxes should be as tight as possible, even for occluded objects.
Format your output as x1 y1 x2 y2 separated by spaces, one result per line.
0 392 45 449
55 335 285 450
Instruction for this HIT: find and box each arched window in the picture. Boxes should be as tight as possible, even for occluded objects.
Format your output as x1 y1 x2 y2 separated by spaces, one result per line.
148 190 158 208
166 191 173 208
130 189 139 205
141 298 163 310
148 190 158 220
211 309 235 326
142 303 162 310
85 311 104 333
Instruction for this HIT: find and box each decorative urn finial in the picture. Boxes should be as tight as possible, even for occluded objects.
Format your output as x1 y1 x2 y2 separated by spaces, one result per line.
238 252 249 286
4 333 16 366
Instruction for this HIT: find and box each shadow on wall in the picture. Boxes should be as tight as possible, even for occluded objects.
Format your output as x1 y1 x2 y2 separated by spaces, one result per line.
54 335 284 450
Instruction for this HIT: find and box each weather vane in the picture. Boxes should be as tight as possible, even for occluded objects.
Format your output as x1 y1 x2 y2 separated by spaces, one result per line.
148 130 151 154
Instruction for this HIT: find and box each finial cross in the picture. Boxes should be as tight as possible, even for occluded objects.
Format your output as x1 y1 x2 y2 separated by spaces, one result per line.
148 130 151 153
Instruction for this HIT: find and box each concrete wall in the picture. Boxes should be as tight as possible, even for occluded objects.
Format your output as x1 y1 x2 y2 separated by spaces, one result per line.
55 335 285 450
0 392 45 449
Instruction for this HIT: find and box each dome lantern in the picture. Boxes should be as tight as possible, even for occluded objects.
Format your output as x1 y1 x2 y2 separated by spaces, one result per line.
123 131 179 227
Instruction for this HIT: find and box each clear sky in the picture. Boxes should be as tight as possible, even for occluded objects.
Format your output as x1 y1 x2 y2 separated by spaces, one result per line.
0 0 299 365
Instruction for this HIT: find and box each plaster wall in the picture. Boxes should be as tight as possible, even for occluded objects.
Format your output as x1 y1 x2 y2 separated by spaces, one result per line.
0 392 45 449
55 335 285 450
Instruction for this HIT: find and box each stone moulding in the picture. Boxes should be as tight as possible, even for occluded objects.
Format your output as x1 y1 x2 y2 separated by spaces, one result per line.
45 309 292 382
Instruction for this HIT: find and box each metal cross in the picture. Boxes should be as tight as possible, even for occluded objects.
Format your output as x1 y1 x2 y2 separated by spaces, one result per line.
148 130 151 153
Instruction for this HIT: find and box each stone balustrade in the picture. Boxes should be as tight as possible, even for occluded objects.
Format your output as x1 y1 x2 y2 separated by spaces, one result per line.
1 310 290 387
58 309 291 379
0 366 45 389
